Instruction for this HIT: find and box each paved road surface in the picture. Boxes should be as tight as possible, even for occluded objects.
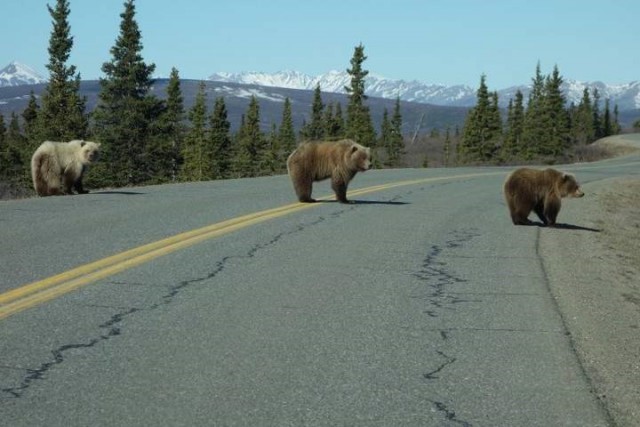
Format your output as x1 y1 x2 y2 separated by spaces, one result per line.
1 141 639 426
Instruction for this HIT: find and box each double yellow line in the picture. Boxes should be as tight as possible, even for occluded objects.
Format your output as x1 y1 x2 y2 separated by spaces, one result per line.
0 172 500 320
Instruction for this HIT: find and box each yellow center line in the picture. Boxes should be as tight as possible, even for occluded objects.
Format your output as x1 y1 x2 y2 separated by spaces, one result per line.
0 171 502 320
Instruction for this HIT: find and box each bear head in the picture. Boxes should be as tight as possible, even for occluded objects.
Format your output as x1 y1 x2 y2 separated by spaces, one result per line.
348 143 372 172
73 140 101 164
558 173 584 198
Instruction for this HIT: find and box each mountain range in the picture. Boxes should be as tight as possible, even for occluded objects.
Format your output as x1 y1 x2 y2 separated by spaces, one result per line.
2 61 640 111
1 62 638 131
208 70 640 111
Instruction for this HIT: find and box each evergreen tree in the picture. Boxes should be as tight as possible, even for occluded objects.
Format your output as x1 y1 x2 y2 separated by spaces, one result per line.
38 0 87 141
324 102 345 139
602 98 613 137
180 81 209 181
210 96 233 179
379 108 391 165
541 65 570 156
278 97 297 164
387 97 404 166
92 0 160 187
300 84 325 140
591 88 603 139
234 96 265 177
3 113 28 188
573 88 594 145
443 127 451 166
503 90 525 159
521 63 548 159
22 91 40 144
344 43 376 145
157 67 186 181
612 104 621 135
264 123 280 174
459 74 501 162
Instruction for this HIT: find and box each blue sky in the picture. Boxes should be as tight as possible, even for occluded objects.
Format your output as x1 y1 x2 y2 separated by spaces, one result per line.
2 0 638 88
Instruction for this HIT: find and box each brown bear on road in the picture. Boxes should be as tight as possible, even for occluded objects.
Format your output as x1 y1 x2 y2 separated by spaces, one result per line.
286 139 372 203
503 167 584 226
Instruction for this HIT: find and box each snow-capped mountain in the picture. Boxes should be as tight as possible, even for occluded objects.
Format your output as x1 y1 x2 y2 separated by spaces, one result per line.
209 70 640 110
0 62 46 87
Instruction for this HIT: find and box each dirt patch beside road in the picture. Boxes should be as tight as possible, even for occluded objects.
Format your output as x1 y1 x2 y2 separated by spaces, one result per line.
541 175 640 426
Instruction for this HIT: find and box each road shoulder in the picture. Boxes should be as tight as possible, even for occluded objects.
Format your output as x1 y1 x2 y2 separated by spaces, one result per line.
541 176 640 426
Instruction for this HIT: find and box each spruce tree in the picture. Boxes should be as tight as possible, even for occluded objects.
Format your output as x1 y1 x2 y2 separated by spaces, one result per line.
301 84 325 140
460 75 501 162
573 88 594 145
158 67 186 181
443 127 451 166
379 108 391 165
210 96 233 179
591 88 603 139
180 81 209 181
234 96 265 177
503 90 525 159
22 91 40 144
38 0 87 141
542 65 569 156
93 0 159 187
345 44 376 145
278 97 297 164
387 97 404 166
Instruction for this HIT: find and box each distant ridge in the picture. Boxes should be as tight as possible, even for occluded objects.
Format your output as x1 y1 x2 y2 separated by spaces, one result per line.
209 70 640 111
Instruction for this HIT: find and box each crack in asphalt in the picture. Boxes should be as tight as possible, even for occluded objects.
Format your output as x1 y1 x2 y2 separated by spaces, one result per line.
414 228 480 426
412 229 481 317
1 206 356 400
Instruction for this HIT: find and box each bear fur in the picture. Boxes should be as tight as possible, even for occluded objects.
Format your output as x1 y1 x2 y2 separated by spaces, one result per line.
286 139 372 203
503 167 584 226
31 140 101 196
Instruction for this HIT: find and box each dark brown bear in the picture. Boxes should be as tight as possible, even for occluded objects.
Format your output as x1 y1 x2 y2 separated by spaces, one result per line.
503 167 584 226
286 139 372 203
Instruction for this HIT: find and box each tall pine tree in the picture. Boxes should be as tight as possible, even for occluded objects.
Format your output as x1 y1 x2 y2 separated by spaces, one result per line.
344 44 376 145
38 0 87 142
180 81 209 181
93 0 160 187
300 84 325 140
459 75 501 162
278 97 297 165
234 96 265 177
210 96 233 179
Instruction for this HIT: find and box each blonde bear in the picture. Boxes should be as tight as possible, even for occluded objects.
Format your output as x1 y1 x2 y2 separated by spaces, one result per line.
31 140 101 196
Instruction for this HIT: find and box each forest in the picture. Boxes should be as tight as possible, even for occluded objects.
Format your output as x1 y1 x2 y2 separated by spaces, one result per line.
0 0 624 199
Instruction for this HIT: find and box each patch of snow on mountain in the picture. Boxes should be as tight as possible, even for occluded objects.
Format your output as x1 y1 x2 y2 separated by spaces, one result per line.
0 62 46 87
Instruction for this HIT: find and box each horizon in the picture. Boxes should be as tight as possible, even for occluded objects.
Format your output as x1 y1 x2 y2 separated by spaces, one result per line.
1 1 638 89
2 60 637 91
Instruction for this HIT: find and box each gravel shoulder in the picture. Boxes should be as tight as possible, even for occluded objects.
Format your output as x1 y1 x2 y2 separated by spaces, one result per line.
541 135 640 426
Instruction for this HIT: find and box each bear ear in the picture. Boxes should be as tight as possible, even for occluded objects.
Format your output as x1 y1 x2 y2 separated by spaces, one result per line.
80 141 86 147
351 146 359 153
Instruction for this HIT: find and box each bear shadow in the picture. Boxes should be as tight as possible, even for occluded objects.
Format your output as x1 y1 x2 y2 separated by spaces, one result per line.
315 199 409 205
93 190 146 195
525 221 601 232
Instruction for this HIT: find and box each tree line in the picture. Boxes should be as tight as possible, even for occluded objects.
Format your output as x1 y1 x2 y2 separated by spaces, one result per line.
0 0 403 198
458 64 621 164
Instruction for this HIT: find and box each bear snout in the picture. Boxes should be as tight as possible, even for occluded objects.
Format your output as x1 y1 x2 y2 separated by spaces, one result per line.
575 189 585 197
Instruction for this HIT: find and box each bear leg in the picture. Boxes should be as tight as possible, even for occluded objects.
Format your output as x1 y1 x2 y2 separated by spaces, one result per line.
543 195 561 226
292 172 315 203
533 202 548 225
331 178 351 204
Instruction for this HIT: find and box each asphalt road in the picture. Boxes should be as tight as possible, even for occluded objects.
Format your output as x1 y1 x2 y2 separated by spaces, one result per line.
1 140 639 426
